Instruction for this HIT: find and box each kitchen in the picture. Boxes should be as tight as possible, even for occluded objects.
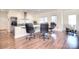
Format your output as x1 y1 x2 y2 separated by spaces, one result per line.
0 9 79 49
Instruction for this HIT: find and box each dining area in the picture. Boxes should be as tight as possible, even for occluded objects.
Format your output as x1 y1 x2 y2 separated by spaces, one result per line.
1 29 79 49
0 9 79 49
0 18 79 49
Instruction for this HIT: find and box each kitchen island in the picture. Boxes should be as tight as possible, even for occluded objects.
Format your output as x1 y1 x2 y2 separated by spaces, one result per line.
14 25 40 39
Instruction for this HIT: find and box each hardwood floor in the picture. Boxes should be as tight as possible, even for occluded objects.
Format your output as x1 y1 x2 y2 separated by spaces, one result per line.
0 30 68 49
0 30 15 49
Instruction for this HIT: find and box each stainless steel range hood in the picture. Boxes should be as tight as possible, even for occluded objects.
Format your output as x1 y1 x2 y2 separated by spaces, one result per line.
24 12 27 19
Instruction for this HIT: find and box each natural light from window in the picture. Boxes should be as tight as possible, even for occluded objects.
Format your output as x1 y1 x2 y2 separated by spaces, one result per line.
51 16 57 23
40 17 48 23
68 15 76 27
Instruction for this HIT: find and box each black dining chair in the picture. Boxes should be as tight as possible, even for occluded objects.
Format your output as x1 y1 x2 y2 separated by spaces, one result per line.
25 23 35 40
50 22 56 33
40 23 49 40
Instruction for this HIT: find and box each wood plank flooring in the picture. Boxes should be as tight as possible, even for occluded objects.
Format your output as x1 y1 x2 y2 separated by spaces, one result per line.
0 30 68 49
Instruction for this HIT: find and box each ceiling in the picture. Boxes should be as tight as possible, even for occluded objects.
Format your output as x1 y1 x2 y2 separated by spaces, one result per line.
0 9 58 13
0 9 79 14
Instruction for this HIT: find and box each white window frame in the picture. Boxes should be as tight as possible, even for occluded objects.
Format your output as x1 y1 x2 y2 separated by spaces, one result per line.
68 15 76 27
51 16 57 23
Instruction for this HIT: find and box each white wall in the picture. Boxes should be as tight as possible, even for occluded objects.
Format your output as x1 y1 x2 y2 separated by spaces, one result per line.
0 10 36 32
33 10 63 31
34 10 79 32
0 10 79 32
7 10 35 32
0 11 8 30
8 10 34 20
63 10 79 31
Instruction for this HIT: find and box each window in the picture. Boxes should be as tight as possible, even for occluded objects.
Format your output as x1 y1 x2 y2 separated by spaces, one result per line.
40 17 48 23
51 16 57 23
68 15 76 27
